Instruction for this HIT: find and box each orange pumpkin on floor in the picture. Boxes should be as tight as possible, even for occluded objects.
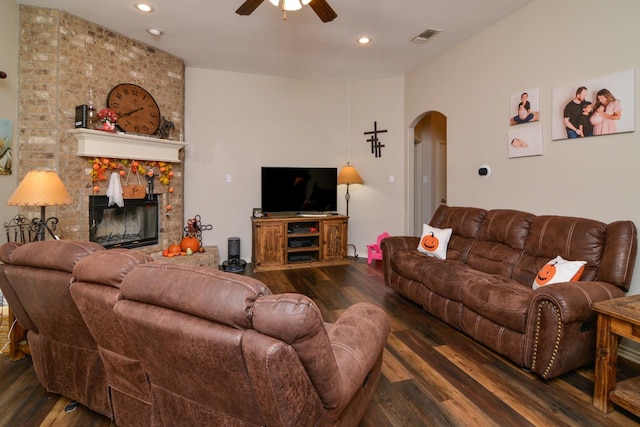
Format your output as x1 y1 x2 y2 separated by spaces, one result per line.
180 236 200 253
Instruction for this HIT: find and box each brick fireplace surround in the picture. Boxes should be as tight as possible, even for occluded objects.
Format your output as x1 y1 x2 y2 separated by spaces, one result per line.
17 6 186 255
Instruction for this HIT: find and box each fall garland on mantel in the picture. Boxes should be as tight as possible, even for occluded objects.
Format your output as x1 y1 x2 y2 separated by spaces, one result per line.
88 157 176 210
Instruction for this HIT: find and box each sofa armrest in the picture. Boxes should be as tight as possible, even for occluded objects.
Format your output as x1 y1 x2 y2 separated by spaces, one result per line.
327 302 390 408
381 236 419 284
527 281 625 379
380 236 419 254
530 281 625 324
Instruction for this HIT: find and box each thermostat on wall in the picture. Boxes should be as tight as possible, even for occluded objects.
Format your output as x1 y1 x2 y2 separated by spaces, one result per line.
478 165 491 177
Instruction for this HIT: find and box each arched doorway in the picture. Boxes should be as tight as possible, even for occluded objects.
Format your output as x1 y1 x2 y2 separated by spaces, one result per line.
410 111 447 236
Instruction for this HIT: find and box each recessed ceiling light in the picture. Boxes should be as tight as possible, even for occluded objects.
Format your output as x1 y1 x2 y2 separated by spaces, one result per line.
135 3 154 13
147 27 164 36
357 36 371 45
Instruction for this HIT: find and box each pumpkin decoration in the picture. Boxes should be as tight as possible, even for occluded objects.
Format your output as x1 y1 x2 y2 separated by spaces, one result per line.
180 236 200 253
420 232 439 252
167 244 182 256
535 261 558 286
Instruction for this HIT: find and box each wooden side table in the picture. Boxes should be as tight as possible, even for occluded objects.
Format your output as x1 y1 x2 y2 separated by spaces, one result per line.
593 294 640 415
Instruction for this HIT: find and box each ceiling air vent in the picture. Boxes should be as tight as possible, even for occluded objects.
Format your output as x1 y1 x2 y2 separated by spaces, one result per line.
411 28 442 44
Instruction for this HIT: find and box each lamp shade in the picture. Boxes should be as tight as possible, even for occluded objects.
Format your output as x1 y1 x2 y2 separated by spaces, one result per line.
337 164 364 185
7 170 73 207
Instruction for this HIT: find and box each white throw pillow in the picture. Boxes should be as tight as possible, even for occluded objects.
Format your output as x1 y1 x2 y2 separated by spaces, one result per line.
417 224 452 260
532 255 586 290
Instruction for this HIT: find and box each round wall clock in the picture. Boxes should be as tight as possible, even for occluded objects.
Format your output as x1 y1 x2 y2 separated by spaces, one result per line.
106 83 161 135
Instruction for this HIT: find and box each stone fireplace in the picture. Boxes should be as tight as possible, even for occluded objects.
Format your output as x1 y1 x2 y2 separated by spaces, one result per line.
16 6 187 256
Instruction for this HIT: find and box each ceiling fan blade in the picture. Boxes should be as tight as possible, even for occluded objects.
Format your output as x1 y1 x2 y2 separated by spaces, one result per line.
236 0 265 16
308 0 337 22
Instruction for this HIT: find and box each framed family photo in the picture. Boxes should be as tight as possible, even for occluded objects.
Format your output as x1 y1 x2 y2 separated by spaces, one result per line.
551 69 635 141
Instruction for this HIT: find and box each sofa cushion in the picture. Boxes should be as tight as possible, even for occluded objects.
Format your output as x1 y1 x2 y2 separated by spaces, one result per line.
532 255 586 290
120 263 272 329
389 250 434 283
461 276 533 333
417 224 452 259
466 209 534 277
1 240 104 273
73 249 153 288
429 205 487 261
512 215 607 286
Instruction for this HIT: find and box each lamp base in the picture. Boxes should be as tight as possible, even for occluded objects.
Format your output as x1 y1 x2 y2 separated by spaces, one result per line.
33 217 60 241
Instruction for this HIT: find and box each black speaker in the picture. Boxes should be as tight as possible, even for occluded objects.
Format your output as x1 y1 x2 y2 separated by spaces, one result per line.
228 237 240 260
75 104 88 128
222 237 246 272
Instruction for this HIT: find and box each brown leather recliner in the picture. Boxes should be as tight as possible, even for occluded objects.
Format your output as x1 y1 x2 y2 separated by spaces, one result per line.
0 240 111 417
113 262 390 426
70 248 157 426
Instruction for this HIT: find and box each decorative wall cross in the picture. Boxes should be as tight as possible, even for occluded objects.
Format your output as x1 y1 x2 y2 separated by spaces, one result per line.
364 121 387 158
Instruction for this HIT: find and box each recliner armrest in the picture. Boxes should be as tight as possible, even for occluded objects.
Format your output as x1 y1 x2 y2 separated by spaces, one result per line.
530 281 625 324
328 302 390 409
252 294 389 411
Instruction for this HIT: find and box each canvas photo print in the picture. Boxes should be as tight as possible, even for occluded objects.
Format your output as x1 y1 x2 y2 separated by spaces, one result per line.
508 125 543 158
510 88 540 126
551 69 635 140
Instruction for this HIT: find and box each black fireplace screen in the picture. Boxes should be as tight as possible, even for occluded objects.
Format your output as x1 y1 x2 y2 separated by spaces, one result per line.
89 195 159 249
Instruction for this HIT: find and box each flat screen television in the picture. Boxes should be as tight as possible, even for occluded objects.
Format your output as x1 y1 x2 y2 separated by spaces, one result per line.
261 167 338 215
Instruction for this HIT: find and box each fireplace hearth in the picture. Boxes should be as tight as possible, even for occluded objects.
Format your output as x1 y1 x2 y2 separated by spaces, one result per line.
89 195 159 249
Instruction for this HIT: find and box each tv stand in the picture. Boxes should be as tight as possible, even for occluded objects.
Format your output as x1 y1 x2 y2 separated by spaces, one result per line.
251 215 348 272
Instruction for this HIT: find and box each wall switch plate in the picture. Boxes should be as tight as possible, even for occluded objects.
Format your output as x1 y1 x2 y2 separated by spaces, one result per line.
389 175 395 183
226 174 232 182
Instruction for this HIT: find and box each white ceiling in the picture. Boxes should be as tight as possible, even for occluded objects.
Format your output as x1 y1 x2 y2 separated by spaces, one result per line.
16 0 532 81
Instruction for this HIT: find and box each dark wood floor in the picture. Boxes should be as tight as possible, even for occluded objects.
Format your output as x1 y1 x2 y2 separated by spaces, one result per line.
1 259 640 426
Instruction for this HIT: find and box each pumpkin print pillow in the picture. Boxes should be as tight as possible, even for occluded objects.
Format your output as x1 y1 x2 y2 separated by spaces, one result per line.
532 255 586 290
417 224 452 260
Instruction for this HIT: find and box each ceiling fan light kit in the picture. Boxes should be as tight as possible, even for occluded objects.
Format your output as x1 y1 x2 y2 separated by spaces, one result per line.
269 0 311 11
236 0 337 22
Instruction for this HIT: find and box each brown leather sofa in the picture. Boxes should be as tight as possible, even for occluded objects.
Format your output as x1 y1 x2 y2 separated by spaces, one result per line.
382 205 637 379
70 248 157 427
0 240 111 417
0 240 389 426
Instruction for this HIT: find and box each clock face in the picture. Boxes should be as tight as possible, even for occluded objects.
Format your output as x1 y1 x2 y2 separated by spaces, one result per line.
107 83 161 135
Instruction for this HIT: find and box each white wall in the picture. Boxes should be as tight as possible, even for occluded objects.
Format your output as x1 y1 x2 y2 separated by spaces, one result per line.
184 69 406 262
405 0 640 294
0 1 19 224
345 76 406 255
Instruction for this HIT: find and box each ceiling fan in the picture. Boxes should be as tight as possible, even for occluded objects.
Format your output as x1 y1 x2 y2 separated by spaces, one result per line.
236 0 337 22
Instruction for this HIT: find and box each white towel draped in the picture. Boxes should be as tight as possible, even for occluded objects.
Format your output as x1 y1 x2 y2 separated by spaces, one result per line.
106 172 124 207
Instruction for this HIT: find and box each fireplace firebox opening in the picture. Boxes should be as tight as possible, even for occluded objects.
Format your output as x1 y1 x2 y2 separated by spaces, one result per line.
89 195 159 249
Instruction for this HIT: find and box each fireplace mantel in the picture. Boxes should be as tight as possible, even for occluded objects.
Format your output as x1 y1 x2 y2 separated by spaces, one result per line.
70 128 186 162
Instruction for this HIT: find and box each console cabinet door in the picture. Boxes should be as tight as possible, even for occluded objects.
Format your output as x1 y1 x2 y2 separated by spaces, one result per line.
321 219 347 262
253 221 286 268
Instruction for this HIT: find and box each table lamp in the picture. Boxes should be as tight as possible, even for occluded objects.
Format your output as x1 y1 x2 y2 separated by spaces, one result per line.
7 169 73 240
337 162 364 217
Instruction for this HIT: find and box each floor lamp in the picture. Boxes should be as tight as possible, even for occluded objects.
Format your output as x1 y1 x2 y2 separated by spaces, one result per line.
337 162 364 217
7 170 73 241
